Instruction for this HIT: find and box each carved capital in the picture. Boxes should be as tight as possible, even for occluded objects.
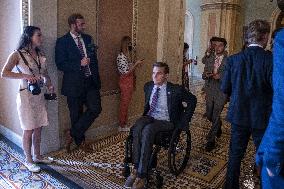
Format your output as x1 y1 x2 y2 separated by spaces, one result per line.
201 2 241 12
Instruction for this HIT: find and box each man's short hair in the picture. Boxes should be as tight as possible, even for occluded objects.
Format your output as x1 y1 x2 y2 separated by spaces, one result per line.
153 62 169 74
215 37 227 47
210 36 219 43
247 19 270 44
68 13 84 27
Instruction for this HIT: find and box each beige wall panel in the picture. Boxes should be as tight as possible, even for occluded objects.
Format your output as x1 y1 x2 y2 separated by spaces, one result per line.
57 0 97 38
0 1 22 135
165 0 185 83
97 0 133 92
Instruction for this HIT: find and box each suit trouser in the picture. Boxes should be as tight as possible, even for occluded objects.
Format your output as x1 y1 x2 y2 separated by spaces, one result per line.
205 94 226 142
224 124 266 189
118 74 134 127
132 116 174 178
67 77 102 145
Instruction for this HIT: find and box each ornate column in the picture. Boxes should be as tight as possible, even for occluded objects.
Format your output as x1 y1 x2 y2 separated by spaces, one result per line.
200 0 243 56
156 0 186 83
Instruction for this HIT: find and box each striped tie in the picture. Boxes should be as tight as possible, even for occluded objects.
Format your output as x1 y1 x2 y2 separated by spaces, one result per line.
147 87 160 116
77 36 92 77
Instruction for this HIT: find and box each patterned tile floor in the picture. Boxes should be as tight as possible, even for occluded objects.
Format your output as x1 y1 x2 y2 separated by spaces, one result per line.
0 134 82 189
0 77 261 189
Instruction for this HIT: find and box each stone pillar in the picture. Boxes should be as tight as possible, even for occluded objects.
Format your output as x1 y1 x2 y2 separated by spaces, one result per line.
31 0 59 154
200 0 243 58
156 0 186 83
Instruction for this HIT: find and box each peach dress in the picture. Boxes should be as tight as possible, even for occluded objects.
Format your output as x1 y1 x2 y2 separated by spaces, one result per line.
14 50 49 130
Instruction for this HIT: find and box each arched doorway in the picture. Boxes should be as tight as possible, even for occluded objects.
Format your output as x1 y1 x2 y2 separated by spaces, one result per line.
184 9 200 79
268 7 284 49
184 10 194 59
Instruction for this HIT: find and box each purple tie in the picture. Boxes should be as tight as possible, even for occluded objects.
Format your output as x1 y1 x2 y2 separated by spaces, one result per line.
77 36 92 77
148 87 160 116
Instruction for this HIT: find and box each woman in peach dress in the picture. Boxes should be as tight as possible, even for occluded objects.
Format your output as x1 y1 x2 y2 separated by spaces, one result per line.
1 26 54 172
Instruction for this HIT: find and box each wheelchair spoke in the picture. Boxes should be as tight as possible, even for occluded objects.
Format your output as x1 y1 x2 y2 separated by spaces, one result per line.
168 129 191 176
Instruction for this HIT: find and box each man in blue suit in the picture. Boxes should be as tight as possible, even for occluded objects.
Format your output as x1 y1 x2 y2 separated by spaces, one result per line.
256 28 284 189
221 19 273 189
55 13 102 152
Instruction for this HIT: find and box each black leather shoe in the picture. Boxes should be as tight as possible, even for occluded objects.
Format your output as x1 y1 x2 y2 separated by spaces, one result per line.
205 141 216 152
216 128 222 138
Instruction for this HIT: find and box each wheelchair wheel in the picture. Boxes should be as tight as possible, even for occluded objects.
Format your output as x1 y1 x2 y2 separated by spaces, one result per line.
168 129 191 176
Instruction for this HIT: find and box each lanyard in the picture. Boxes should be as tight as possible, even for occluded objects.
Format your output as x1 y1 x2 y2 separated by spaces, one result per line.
25 50 41 74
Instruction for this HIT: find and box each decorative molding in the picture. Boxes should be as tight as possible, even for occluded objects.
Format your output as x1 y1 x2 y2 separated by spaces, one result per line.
200 3 241 12
185 10 194 58
21 0 30 29
101 89 120 97
0 124 22 149
132 0 138 61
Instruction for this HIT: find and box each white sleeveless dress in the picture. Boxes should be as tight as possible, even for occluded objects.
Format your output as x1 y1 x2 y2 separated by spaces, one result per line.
14 50 49 130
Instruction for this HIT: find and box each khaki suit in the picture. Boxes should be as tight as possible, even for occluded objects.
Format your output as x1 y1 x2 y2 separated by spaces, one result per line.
202 54 228 143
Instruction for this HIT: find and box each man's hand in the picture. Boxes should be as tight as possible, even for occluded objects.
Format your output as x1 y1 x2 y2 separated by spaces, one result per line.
81 57 90 66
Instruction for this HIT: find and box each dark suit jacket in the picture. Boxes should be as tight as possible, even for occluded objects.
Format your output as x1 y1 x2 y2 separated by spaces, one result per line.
143 81 197 129
55 32 101 97
256 29 284 176
221 46 273 128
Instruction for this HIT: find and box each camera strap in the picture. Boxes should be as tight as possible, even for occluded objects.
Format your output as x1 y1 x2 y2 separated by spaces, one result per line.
26 50 41 74
17 50 36 77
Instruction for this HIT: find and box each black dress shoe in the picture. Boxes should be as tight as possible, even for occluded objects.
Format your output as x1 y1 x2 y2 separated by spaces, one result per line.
205 141 216 152
216 128 222 138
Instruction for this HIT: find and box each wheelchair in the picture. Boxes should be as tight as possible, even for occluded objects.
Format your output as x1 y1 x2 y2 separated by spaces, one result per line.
123 125 191 188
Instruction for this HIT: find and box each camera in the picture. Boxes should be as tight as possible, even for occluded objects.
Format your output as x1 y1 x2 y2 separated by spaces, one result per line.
44 93 57 100
27 82 41 95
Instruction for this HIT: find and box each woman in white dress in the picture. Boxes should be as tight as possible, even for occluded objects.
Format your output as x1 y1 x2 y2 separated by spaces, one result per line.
1 26 54 172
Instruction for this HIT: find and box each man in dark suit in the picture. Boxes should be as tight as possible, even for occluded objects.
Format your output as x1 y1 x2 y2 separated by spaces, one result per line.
256 28 284 189
55 13 101 152
124 62 197 189
202 37 228 152
221 19 273 189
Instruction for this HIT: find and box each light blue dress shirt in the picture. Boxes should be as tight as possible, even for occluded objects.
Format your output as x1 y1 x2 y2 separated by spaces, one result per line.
149 83 170 121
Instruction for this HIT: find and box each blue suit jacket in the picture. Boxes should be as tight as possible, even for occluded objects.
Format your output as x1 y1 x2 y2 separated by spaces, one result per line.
143 81 197 129
55 32 101 97
221 46 273 128
256 29 284 176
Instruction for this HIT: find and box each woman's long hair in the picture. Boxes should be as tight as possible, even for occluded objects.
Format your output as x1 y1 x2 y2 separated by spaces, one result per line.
120 36 132 62
17 26 41 53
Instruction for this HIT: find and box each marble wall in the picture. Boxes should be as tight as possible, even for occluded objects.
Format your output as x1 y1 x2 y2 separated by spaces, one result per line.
31 0 59 153
0 0 22 135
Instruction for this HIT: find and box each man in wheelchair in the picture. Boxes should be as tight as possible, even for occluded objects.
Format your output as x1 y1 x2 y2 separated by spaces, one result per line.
124 62 197 189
